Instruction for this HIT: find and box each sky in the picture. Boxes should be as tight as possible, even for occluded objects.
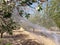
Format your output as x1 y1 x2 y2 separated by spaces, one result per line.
15 0 50 15
26 2 46 14
27 0 51 15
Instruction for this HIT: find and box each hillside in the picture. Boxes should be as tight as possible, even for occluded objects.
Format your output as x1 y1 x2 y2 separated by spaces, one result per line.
0 27 56 45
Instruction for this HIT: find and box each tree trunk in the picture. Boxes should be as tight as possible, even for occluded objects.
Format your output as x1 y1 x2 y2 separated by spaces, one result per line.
1 32 3 38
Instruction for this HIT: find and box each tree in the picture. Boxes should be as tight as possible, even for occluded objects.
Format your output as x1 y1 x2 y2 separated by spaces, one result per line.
0 0 44 38
46 0 60 28
0 0 18 38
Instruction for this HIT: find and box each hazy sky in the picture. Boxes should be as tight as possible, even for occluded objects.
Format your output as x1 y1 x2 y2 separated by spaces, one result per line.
27 2 46 14
27 0 50 14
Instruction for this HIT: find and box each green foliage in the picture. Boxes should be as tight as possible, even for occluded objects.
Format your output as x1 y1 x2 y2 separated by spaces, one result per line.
19 10 24 17
0 0 43 38
32 0 37 2
38 5 42 11
25 14 30 19
29 15 54 28
3 12 11 18
20 0 37 5
0 19 17 35
46 0 60 28
2 0 6 5
0 0 18 38
6 43 12 45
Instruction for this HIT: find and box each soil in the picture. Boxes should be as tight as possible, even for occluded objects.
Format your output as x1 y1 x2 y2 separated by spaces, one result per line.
0 29 44 45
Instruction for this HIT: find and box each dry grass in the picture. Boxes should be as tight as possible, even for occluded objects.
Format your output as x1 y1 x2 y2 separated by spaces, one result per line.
0 28 43 45
0 27 56 45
